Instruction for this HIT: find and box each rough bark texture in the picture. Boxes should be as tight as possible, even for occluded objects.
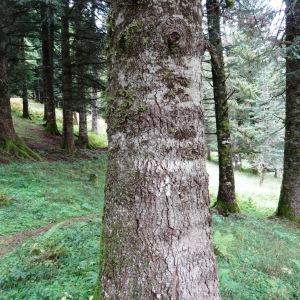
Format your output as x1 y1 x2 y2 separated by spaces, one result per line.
61 0 76 154
99 1 220 299
0 28 17 142
206 0 239 214
277 0 300 221
0 22 40 161
41 3 59 135
21 37 30 119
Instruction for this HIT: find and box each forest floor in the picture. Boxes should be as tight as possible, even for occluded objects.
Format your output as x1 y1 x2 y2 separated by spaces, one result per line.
0 102 300 299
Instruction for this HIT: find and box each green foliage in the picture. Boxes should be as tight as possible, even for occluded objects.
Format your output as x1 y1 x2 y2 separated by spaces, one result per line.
87 132 108 149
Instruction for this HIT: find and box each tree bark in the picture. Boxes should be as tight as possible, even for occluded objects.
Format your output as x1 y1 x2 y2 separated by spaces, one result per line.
99 1 220 299
91 88 99 133
206 0 239 214
91 0 99 133
41 2 59 135
20 37 30 119
277 0 300 221
0 29 17 142
0 21 40 160
75 0 89 148
61 0 76 154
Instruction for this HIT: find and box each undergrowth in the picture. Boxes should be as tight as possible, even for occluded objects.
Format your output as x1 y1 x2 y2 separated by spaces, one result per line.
0 157 106 235
0 150 299 299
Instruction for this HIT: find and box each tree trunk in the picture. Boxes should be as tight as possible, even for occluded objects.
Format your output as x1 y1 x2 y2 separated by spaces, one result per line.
206 0 239 214
61 0 76 154
0 24 40 160
98 1 220 299
41 2 59 135
91 88 98 133
91 0 99 133
21 37 30 119
75 0 89 148
0 30 17 142
277 0 300 221
79 107 89 147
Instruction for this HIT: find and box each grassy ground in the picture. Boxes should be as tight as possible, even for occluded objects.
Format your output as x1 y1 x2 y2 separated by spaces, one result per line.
0 109 300 299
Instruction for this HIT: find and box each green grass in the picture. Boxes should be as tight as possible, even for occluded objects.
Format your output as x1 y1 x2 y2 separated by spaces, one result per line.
0 157 106 235
11 98 108 149
0 219 100 300
0 153 300 299
214 215 300 299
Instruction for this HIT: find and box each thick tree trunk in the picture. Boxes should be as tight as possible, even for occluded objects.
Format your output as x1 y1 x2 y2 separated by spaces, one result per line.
0 31 17 142
75 0 89 148
61 0 76 154
99 1 220 299
41 3 59 135
21 37 30 119
277 0 300 221
206 0 239 214
0 26 40 160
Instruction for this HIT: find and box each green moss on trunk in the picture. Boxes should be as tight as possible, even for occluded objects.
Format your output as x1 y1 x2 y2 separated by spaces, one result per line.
277 202 300 222
45 123 60 136
2 138 42 161
213 200 240 216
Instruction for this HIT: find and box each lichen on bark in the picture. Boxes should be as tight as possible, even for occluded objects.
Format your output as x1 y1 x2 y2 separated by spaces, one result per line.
99 0 220 299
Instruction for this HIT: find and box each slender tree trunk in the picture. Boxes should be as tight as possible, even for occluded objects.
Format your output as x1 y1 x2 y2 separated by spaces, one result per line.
98 1 220 299
277 0 300 221
79 108 89 147
207 145 212 161
41 3 59 135
91 88 98 133
75 0 89 148
206 0 239 214
20 37 30 119
91 0 99 133
61 0 76 154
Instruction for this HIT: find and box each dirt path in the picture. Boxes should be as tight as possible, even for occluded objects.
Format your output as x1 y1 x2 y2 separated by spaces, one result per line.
0 214 97 257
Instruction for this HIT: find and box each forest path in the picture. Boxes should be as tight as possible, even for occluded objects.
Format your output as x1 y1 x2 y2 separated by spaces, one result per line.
6 98 108 162
0 213 97 257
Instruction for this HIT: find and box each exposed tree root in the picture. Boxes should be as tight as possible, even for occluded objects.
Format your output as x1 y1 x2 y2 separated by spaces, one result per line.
2 138 42 161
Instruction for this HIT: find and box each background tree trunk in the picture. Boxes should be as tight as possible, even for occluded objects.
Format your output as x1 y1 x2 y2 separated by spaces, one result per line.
0 30 18 143
61 0 76 154
91 0 99 133
277 0 300 221
91 88 98 133
0 25 40 160
21 37 30 119
206 0 239 214
41 2 59 135
99 1 220 299
75 0 89 148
